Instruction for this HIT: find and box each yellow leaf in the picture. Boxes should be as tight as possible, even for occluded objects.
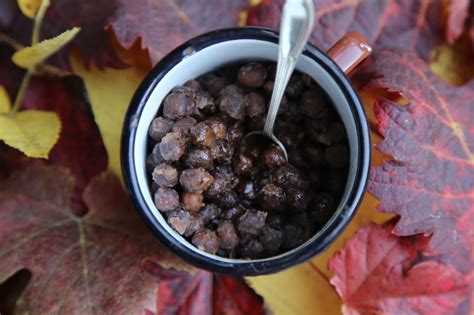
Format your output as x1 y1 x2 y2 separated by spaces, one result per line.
18 0 42 18
71 52 149 178
0 86 12 113
12 27 81 69
0 110 61 158
248 264 342 314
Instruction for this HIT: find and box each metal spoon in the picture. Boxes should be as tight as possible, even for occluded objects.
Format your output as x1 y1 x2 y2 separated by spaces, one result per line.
242 0 315 160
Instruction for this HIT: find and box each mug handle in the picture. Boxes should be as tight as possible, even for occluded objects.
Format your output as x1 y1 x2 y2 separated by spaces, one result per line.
326 32 372 74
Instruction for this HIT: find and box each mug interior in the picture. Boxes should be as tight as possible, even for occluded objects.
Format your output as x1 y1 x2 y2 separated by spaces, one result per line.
125 29 370 274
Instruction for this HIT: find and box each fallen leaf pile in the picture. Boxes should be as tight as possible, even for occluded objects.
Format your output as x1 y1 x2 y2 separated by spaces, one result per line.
0 0 473 314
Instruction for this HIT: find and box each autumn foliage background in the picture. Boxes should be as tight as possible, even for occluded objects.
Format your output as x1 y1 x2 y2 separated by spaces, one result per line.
0 0 473 314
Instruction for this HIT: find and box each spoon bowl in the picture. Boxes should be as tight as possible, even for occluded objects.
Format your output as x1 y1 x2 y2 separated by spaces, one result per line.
242 130 289 160
240 0 315 158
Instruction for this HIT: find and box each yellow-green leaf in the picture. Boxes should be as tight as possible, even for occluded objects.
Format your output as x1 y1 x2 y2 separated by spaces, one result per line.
0 86 11 113
12 27 81 69
0 110 61 158
18 0 42 18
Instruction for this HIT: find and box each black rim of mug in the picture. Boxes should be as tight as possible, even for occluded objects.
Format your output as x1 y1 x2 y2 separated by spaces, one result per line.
121 27 371 276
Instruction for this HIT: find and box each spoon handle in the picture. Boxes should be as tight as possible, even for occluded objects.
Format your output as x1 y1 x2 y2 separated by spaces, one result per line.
263 0 315 138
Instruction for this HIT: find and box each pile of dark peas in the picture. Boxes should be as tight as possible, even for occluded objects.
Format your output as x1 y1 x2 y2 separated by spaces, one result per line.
146 61 349 259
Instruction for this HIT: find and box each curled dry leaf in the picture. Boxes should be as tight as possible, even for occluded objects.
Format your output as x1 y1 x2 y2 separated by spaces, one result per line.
328 222 469 315
12 27 80 69
247 0 446 61
0 164 184 314
0 109 61 158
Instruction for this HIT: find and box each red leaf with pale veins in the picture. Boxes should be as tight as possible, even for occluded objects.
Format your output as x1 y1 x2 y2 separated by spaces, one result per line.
108 0 250 65
24 77 109 215
0 164 183 314
247 0 445 61
328 223 469 315
362 50 474 273
145 262 264 315
1 0 249 68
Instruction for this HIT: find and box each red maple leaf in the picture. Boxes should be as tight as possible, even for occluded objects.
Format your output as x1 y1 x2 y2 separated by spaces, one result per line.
361 49 474 272
357 49 474 314
247 0 446 61
108 0 250 65
142 262 264 315
328 222 469 315
0 164 184 314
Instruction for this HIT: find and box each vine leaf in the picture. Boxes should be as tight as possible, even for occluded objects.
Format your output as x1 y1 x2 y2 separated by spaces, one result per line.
108 0 250 65
328 223 469 315
247 0 448 62
361 49 474 272
0 164 185 313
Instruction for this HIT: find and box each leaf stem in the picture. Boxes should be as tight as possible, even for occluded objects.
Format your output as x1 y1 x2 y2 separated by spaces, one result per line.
0 33 70 77
10 0 51 114
10 69 33 114
32 0 51 45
